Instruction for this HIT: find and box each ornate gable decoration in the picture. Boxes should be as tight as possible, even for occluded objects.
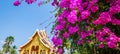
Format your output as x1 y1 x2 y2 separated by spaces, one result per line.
19 29 54 54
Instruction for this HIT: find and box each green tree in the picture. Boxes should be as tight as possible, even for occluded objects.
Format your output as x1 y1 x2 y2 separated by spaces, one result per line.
2 44 10 54
5 36 14 45
0 50 3 54
2 36 16 54
9 45 17 54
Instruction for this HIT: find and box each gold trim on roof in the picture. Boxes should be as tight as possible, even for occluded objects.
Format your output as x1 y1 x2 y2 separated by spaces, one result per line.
19 29 53 50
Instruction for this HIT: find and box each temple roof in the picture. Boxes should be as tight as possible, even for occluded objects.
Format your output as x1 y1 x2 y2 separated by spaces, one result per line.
19 29 53 50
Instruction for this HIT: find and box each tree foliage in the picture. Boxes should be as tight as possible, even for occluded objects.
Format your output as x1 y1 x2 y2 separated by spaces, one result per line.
0 36 17 54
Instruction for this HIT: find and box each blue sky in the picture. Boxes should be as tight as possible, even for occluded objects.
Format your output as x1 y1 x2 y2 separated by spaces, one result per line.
0 0 55 52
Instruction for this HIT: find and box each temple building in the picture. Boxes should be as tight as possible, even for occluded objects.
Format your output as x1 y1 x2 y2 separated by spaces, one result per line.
19 29 55 54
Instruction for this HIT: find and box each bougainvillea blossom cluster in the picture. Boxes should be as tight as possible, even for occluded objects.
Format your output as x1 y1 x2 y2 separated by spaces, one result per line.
51 0 120 54
13 0 37 6
93 12 111 25
13 0 21 6
96 27 120 48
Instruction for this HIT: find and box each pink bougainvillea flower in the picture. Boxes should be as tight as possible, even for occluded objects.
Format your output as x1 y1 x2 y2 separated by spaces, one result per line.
51 0 58 6
52 36 63 47
38 1 44 6
87 40 92 43
82 2 88 9
52 36 58 46
111 17 120 25
93 19 101 24
88 29 93 36
77 40 81 45
55 24 64 31
58 38 63 46
63 32 70 39
60 10 70 18
60 0 70 8
103 27 111 34
81 31 88 39
89 0 98 5
13 0 21 6
95 30 105 42
78 6 84 13
58 48 63 54
118 38 120 42
25 0 36 4
91 5 99 13
109 34 118 43
81 10 90 20
99 44 104 48
109 5 120 14
107 42 117 48
87 3 93 10
58 16 63 22
67 10 77 24
77 40 85 45
93 12 111 25
69 0 82 9
68 25 79 34
109 6 118 15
